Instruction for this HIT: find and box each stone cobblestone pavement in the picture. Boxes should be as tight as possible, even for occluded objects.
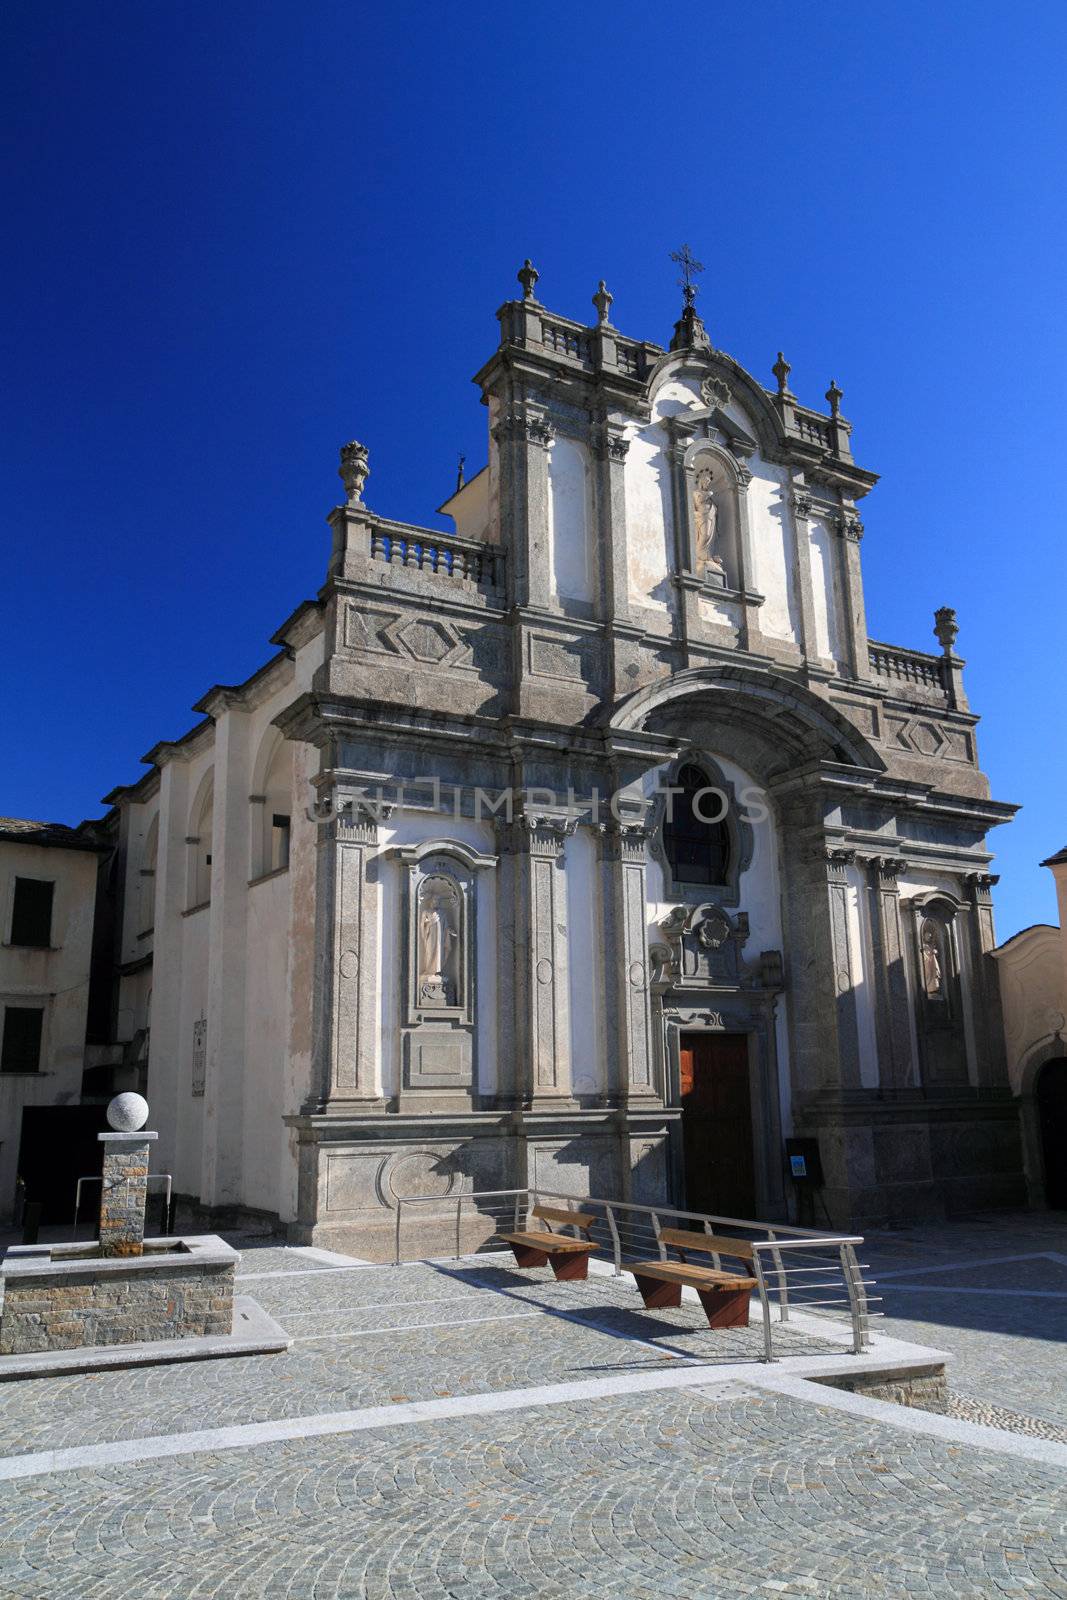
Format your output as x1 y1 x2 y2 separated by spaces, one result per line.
0 1219 1064 1597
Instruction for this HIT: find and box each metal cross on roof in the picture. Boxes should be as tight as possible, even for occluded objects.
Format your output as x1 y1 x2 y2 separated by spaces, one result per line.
670 243 705 306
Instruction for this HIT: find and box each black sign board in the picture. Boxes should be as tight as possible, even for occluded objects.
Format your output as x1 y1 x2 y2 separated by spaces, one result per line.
785 1136 824 1188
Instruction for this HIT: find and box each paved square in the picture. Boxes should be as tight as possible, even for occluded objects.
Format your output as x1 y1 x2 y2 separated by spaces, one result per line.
0 1215 1064 1598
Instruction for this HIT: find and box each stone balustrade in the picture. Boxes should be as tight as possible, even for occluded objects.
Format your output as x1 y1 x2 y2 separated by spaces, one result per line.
369 520 504 590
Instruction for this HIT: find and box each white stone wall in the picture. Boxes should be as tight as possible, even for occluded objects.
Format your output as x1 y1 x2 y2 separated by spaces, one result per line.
546 436 594 604
0 839 99 1223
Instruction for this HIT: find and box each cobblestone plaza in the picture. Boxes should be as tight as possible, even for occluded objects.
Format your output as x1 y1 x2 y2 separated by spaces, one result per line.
0 1214 1064 1597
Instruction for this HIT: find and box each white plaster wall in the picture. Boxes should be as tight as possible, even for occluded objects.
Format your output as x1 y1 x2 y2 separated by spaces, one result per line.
375 810 498 1101
808 516 843 661
566 826 604 1095
0 840 99 1222
174 897 209 1198
994 925 1065 1095
745 460 801 645
443 468 490 543
547 436 593 603
623 423 675 615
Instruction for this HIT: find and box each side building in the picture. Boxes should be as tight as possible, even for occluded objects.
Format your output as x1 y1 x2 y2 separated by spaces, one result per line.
51 266 1027 1251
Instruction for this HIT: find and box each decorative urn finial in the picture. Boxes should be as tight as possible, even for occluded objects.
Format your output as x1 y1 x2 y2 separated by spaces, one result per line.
339 440 370 507
772 351 793 398
456 452 466 493
517 259 540 301
592 279 613 325
825 379 844 418
933 606 959 655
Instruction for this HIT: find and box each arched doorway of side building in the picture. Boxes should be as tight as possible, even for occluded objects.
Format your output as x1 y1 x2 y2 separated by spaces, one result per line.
1036 1057 1067 1209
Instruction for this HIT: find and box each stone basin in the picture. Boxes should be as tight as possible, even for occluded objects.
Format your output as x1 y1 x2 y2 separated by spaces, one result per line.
0 1234 238 1355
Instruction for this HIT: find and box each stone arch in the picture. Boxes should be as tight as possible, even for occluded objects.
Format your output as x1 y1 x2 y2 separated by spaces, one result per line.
251 727 294 877
611 664 885 778
1018 1037 1067 1207
187 767 214 909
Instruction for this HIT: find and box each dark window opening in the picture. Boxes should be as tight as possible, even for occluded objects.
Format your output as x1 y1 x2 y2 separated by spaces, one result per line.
271 814 291 872
10 878 54 947
1 1006 44 1073
665 764 731 887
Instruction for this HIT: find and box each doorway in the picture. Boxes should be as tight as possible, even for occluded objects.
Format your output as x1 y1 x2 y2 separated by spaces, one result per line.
1036 1057 1067 1209
679 1031 756 1218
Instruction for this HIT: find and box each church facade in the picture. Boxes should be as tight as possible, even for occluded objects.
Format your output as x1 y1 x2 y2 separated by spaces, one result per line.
99 263 1025 1255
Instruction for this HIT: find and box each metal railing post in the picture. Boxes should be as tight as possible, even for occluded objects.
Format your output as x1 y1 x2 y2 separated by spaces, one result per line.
841 1242 870 1353
767 1230 789 1322
603 1203 622 1275
751 1247 776 1362
651 1209 666 1261
395 1198 403 1265
455 1192 464 1259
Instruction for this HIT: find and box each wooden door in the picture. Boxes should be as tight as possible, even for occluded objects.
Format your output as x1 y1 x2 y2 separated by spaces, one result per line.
679 1032 756 1219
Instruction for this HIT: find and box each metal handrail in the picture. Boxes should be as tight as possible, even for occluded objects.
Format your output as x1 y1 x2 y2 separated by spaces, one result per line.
72 1172 174 1238
393 1186 875 1363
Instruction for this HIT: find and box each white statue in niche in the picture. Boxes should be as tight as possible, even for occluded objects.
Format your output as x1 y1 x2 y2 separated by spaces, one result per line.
417 877 459 1006
693 467 726 581
920 918 945 999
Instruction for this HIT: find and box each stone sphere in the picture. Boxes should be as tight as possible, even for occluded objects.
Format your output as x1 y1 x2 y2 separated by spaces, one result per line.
106 1092 150 1132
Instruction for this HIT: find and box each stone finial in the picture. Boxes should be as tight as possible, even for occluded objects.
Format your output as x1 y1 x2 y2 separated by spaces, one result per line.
933 606 959 654
592 279 613 325
106 1091 149 1131
456 453 466 493
772 351 793 397
517 258 540 301
825 379 844 418
339 440 370 507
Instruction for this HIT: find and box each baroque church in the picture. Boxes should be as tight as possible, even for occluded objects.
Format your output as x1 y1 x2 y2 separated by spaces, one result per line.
94 259 1025 1255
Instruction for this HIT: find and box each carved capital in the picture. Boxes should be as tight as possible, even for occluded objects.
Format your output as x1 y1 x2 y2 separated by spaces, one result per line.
816 845 857 883
518 812 578 856
865 854 909 888
491 409 554 450
590 422 630 463
600 818 652 862
833 512 864 542
964 870 999 904
792 492 813 521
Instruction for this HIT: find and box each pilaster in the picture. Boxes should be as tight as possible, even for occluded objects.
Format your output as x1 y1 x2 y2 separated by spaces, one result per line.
511 812 575 1106
833 512 871 680
789 486 825 672
148 756 190 1180
963 871 1007 1088
862 855 915 1088
492 402 554 612
598 820 658 1103
311 799 388 1112
201 704 251 1206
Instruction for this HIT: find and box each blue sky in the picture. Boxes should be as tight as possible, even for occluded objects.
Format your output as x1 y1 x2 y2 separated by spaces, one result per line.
2 1 1064 939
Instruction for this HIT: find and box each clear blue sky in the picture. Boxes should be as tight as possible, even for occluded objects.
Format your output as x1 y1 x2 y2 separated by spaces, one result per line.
2 1 1064 939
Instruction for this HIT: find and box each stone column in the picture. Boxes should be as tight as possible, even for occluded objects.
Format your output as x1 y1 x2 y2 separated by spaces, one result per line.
863 855 916 1088
598 820 658 1103
963 871 1008 1088
833 512 871 681
512 814 575 1105
98 1132 158 1257
311 799 388 1112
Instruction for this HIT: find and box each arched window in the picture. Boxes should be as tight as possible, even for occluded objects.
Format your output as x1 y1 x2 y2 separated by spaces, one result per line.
251 732 294 879
187 772 214 909
664 763 730 887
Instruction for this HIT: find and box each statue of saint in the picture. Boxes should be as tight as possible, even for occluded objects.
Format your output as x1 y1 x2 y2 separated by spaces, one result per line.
693 468 726 579
417 881 459 1003
920 919 944 998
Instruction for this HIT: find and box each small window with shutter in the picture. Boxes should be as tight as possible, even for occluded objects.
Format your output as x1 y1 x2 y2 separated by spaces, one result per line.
9 878 54 947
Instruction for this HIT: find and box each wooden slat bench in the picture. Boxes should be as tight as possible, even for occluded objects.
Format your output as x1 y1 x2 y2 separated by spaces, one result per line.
499 1205 600 1281
626 1228 757 1329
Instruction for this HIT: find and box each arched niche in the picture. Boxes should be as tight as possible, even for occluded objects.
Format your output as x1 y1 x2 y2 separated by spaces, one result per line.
904 889 969 1086
386 838 496 1103
681 442 745 591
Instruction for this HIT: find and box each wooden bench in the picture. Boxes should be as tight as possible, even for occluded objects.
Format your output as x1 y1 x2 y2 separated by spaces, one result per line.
499 1205 600 1281
626 1228 758 1329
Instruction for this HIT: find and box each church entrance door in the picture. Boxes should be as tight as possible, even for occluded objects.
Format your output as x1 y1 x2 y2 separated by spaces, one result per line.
679 1032 756 1219
1036 1057 1067 1209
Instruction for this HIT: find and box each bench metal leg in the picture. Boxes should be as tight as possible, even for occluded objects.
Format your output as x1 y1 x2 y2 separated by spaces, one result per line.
632 1272 682 1311
696 1287 753 1329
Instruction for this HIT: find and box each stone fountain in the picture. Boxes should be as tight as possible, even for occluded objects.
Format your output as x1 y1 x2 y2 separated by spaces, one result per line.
0 1095 288 1374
